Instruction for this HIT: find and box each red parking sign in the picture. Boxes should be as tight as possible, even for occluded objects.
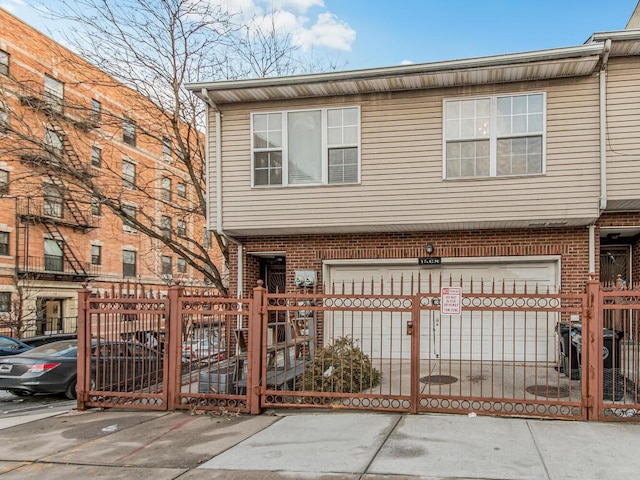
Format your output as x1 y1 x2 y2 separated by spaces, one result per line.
441 287 462 315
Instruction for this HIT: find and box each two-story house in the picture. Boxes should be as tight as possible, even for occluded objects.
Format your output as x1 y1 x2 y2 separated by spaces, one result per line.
188 29 640 307
0 9 220 338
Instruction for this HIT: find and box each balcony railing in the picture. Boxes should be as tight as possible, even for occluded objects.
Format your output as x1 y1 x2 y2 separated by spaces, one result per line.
18 255 99 279
16 198 99 229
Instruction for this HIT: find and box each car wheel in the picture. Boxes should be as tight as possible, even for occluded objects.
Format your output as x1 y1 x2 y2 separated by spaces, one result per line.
65 378 77 400
7 389 32 397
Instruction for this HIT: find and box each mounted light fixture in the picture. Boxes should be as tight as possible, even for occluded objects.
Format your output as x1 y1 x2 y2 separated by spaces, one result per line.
425 243 434 255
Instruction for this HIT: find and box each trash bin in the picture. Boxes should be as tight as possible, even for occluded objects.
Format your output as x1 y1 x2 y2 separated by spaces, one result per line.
556 322 581 380
198 360 236 394
602 328 625 401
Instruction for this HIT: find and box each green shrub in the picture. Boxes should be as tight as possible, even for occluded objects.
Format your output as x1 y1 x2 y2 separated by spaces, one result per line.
298 337 381 393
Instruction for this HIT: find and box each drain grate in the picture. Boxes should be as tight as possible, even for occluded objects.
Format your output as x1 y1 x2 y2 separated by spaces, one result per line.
525 385 571 398
420 375 458 385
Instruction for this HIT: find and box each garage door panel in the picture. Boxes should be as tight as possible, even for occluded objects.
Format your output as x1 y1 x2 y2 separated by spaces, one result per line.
327 258 559 361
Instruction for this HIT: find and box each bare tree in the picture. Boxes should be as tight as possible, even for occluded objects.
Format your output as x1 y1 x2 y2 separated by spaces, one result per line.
0 277 40 339
10 0 322 295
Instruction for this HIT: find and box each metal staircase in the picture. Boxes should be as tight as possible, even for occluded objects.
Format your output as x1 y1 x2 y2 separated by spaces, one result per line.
42 221 88 276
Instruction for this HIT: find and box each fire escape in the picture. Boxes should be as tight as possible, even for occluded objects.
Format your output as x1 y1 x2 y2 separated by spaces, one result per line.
16 80 99 282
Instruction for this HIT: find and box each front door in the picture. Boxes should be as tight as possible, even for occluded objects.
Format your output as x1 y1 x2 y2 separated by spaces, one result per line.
38 299 63 334
599 246 630 288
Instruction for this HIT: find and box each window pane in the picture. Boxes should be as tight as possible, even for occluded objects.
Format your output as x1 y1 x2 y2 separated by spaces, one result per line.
254 152 282 186
288 110 321 184
512 95 527 114
446 140 489 178
343 125 358 144
329 147 358 184
445 119 460 138
497 136 543 176
529 113 543 132
528 94 544 113
512 115 527 135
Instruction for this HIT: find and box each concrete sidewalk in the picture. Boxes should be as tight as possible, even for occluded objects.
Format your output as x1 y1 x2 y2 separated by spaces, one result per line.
0 406 638 479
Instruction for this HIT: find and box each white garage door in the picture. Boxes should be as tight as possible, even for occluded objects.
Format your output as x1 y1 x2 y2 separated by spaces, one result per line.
325 258 559 362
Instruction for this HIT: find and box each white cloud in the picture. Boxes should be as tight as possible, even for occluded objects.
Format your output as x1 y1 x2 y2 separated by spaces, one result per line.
292 12 355 52
401 60 414 65
267 0 324 14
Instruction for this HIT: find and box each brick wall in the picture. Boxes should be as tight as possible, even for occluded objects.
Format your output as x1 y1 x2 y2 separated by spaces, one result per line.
228 227 591 296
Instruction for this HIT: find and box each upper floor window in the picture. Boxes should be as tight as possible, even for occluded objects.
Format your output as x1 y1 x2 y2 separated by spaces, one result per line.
177 182 186 199
177 257 187 274
444 93 545 179
203 228 211 249
162 137 172 162
91 196 102 216
161 255 172 275
44 238 64 272
161 177 171 202
123 250 137 277
91 146 102 168
0 232 9 256
45 128 63 160
0 292 10 312
0 170 8 196
122 159 136 189
0 102 8 133
161 216 172 239
0 50 8 76
122 205 137 233
44 75 64 113
91 99 101 123
43 183 63 218
177 219 186 238
91 245 102 265
123 118 136 146
251 106 360 187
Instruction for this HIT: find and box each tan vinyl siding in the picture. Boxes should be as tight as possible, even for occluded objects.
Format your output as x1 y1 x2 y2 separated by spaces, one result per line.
606 57 640 204
214 76 601 235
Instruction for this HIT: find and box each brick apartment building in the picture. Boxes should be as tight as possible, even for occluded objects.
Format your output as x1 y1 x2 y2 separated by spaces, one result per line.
0 9 220 338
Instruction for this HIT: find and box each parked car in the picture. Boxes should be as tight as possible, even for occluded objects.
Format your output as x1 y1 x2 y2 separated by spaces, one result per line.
0 339 163 399
0 335 33 356
182 326 225 363
21 333 77 348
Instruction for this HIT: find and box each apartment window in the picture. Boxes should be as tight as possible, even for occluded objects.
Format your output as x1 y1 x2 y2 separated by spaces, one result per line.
161 256 172 275
177 257 187 274
203 228 211 249
43 184 63 218
123 118 136 146
161 177 172 202
161 216 172 239
162 137 172 162
252 106 360 186
91 146 102 168
177 219 186 238
0 50 8 76
91 196 102 216
0 292 10 312
44 238 64 272
45 128 63 160
0 232 9 256
122 159 136 189
177 182 186 199
0 170 8 195
44 75 64 113
122 205 137 233
91 245 101 265
444 93 545 179
91 99 101 123
0 103 8 133
123 250 137 278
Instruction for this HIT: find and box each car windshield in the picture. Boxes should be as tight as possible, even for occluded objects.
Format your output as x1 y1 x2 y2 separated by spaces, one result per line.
27 340 78 357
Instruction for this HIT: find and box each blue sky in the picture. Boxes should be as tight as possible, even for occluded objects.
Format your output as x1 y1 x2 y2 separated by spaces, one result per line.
2 0 638 71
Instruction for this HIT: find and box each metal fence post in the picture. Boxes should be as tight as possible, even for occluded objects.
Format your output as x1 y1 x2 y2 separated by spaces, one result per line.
586 274 602 420
166 285 183 411
76 286 91 411
248 280 266 414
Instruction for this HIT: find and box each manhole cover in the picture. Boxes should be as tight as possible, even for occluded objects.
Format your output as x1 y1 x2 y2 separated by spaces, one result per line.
420 375 458 385
525 385 571 398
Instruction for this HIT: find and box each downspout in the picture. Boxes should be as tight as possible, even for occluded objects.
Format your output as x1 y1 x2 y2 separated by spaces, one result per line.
589 225 596 274
599 39 611 211
200 88 244 299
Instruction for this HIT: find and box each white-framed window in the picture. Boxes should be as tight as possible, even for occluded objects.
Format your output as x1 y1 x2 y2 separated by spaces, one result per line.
123 250 137 277
122 205 137 233
122 159 136 189
161 216 172 239
0 292 10 312
162 137 172 162
161 177 171 201
123 117 136 146
177 219 186 238
177 257 187 274
44 238 64 271
91 146 102 168
43 183 63 218
0 231 9 256
251 106 360 187
161 255 172 275
44 75 64 113
0 170 8 195
0 102 8 133
0 50 8 76
177 182 186 199
91 196 102 216
91 99 101 123
91 245 101 265
45 128 63 160
443 93 545 179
